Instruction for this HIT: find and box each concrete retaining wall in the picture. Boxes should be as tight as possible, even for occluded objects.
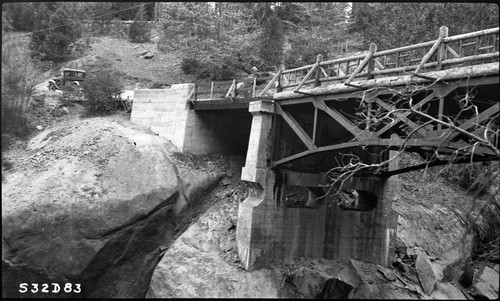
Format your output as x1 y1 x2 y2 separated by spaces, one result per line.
131 84 193 150
130 84 252 155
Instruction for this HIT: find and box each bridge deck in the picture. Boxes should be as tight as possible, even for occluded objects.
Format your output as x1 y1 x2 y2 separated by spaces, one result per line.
191 97 263 110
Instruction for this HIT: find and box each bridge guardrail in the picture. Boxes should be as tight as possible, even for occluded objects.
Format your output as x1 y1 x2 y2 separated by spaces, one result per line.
260 26 499 94
195 75 275 101
193 26 499 101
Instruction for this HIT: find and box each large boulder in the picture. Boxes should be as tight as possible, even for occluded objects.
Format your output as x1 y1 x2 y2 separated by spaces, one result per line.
2 118 221 298
146 185 283 298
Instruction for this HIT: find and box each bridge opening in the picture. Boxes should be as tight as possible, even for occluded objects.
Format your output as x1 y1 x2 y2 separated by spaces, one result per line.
192 109 253 155
336 189 378 211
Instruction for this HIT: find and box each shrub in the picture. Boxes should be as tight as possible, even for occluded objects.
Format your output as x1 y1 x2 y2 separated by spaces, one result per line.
1 43 41 142
469 194 500 262
180 51 241 81
441 162 493 194
284 30 331 69
29 4 82 62
128 21 151 43
1 106 32 140
181 57 201 75
81 71 123 116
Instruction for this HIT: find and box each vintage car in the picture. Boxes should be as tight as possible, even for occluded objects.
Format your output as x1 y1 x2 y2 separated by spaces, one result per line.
48 68 86 93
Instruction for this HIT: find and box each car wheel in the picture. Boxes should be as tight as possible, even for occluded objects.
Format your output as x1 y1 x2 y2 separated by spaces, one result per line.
48 83 56 91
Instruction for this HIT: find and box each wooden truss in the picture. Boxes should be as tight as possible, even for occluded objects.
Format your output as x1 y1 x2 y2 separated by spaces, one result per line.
271 76 499 170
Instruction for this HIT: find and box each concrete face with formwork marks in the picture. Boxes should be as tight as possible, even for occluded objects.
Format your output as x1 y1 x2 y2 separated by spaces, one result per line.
130 84 253 155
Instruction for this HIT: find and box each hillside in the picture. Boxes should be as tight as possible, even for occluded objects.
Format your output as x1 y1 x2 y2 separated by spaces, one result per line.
82 36 195 89
2 30 499 299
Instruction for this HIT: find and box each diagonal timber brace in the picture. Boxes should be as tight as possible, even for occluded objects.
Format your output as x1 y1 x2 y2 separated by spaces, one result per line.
275 104 316 150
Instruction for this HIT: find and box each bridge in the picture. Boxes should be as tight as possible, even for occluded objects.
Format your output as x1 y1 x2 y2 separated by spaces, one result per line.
130 26 499 270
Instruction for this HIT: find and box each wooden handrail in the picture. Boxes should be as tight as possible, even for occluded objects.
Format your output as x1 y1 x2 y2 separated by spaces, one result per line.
415 27 447 74
443 27 499 43
258 70 282 97
295 54 323 92
345 43 377 84
373 40 436 58
194 26 498 100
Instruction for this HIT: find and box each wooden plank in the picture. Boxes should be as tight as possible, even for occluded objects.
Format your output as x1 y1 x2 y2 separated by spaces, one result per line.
192 98 253 110
276 104 316 150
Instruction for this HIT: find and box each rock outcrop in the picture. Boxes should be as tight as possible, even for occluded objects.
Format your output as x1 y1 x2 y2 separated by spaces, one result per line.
2 118 221 298
146 182 284 298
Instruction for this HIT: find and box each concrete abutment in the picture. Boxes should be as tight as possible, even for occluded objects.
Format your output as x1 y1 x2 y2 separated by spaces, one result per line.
130 84 251 155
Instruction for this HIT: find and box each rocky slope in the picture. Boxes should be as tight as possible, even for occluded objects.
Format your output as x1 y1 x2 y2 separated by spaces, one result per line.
1 114 223 298
147 156 499 299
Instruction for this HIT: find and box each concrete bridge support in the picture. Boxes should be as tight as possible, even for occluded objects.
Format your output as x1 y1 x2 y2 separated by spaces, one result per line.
323 176 399 266
237 101 326 270
237 100 400 270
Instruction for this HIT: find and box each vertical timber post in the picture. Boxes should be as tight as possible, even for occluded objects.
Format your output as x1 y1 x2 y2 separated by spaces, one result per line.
315 54 323 87
438 26 448 70
277 65 284 93
367 43 377 80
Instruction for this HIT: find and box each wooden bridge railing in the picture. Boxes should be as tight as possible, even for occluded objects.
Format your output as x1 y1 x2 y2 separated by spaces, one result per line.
195 75 275 101
258 26 499 95
193 26 498 101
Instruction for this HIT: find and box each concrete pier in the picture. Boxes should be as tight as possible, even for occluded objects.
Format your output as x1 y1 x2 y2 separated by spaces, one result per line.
236 100 399 270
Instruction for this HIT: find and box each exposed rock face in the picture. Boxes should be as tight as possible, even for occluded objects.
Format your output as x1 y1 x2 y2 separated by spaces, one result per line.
2 118 221 298
147 187 283 298
430 282 467 299
479 266 499 293
146 179 436 299
415 249 443 295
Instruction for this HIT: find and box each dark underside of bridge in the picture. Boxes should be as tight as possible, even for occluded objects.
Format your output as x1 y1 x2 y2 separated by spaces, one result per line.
271 79 499 177
190 75 499 176
190 104 254 155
